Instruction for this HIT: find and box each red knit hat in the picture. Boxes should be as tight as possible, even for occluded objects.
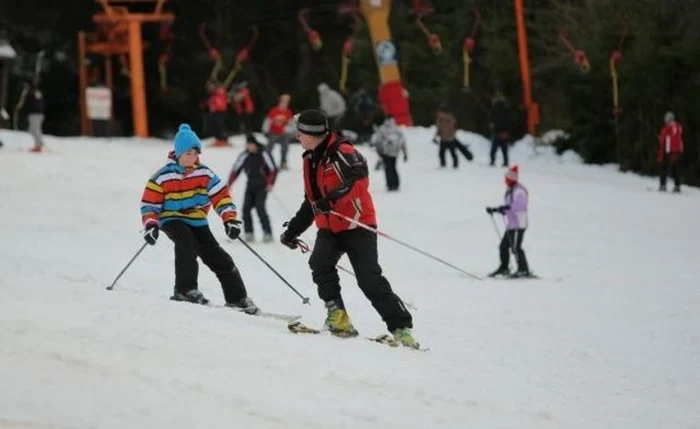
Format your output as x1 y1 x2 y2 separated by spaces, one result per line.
505 165 519 185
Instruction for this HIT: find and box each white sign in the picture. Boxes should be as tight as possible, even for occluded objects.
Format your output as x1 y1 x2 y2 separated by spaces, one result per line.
86 86 112 120
375 40 397 65
370 0 381 6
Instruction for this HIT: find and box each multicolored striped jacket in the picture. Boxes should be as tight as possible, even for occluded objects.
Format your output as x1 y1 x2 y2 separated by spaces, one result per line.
141 152 237 228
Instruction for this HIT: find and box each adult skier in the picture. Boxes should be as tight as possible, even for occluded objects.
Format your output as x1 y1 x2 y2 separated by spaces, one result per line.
279 109 419 348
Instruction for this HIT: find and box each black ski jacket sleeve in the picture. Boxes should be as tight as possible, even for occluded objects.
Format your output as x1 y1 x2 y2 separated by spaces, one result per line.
325 144 369 201
285 198 314 237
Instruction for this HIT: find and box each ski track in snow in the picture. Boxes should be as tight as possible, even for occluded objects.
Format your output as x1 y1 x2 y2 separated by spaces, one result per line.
1 128 699 429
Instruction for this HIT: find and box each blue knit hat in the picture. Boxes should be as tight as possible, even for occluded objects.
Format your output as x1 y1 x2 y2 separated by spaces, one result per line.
173 124 201 158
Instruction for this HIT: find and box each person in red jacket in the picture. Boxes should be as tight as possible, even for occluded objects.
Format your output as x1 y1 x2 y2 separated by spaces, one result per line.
231 81 255 134
206 79 229 147
657 111 683 192
279 109 418 349
263 93 294 170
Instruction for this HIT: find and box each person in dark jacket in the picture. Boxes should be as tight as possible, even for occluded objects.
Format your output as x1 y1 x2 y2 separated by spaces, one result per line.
16 77 45 152
228 134 278 242
279 109 419 349
490 91 511 167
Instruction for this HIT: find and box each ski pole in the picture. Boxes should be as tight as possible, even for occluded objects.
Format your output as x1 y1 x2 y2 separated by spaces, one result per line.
236 237 311 305
488 212 503 241
330 210 482 281
106 242 148 290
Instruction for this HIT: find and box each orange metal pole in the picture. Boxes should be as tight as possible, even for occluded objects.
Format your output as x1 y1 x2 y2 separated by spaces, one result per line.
128 19 148 137
78 31 89 136
514 0 536 136
105 56 115 136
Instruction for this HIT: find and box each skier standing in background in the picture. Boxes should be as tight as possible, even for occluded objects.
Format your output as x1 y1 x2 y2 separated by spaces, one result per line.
486 165 531 278
263 93 294 170
228 134 278 243
317 83 346 130
489 91 511 167
15 77 45 152
279 109 419 348
231 81 255 134
140 123 259 313
657 111 683 192
205 79 229 147
371 114 407 191
434 103 473 168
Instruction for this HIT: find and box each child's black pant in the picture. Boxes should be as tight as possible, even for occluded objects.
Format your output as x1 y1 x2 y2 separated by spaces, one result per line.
162 220 247 303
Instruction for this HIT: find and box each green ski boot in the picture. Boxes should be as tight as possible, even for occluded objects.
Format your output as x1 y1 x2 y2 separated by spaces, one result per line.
393 327 420 349
324 300 358 337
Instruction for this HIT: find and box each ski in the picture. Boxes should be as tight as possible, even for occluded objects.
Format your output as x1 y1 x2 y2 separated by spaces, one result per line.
169 298 302 322
486 273 563 282
288 322 428 351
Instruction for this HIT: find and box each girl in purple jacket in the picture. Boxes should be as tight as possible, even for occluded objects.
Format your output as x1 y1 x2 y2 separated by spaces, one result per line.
487 165 531 277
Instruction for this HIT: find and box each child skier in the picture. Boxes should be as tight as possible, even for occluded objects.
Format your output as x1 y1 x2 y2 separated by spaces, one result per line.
140 123 259 313
370 115 407 191
228 134 278 242
486 165 530 278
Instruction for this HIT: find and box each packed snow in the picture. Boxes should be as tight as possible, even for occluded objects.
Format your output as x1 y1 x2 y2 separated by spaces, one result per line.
1 126 698 429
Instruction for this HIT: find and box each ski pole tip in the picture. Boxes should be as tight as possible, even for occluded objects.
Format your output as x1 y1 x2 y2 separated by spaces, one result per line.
302 297 311 305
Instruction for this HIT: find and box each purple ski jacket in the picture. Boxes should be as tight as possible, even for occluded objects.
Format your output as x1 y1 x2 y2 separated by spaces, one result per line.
504 183 528 230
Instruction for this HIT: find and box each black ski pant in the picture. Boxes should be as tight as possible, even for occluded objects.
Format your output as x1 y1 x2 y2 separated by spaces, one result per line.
490 136 509 166
380 154 399 190
440 139 472 167
309 228 413 332
242 187 271 235
439 139 458 168
209 111 227 141
659 153 681 190
162 220 248 303
499 228 529 272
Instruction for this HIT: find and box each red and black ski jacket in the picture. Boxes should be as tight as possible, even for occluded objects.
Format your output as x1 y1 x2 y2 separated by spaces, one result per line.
286 132 376 235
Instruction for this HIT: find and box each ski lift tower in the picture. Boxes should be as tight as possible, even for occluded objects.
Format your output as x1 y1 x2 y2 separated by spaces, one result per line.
78 0 174 137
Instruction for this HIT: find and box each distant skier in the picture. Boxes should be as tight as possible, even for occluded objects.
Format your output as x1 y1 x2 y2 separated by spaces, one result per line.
231 80 255 134
486 165 530 278
279 109 419 348
657 111 683 192
317 83 346 130
205 79 229 147
262 93 294 170
15 77 45 152
370 114 407 191
489 91 511 167
140 123 259 312
434 103 473 168
228 134 278 243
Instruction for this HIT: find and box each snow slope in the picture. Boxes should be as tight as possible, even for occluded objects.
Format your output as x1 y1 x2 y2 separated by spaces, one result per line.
1 127 699 429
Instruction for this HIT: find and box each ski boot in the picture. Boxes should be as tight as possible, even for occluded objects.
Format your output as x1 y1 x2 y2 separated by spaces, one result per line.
324 300 358 337
488 266 510 278
392 327 420 349
659 183 667 192
673 185 681 193
171 289 209 305
262 233 274 243
510 269 532 278
244 233 255 242
226 297 259 315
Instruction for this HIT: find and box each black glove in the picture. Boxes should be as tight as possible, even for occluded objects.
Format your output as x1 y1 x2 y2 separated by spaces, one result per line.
224 219 242 240
280 230 300 250
144 223 159 245
497 205 510 214
403 154 408 162
313 198 332 214
486 207 496 215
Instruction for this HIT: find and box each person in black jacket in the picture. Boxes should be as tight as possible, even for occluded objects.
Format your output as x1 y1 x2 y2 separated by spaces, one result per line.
16 77 45 152
228 134 278 242
490 91 511 167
